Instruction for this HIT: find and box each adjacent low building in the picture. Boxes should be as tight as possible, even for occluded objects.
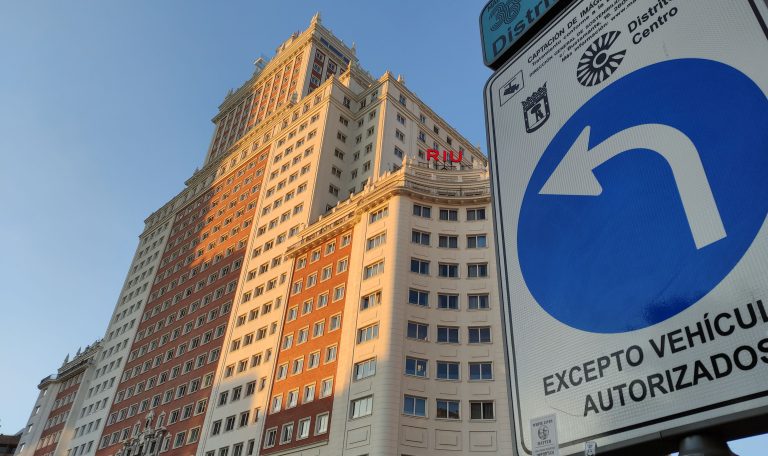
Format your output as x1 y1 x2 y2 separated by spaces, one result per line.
17 343 100 456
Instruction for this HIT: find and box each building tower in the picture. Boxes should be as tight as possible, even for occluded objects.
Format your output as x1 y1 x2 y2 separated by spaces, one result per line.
18 14 512 456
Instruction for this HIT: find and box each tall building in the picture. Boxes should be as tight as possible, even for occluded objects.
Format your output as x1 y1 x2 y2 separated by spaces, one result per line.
17 14 512 456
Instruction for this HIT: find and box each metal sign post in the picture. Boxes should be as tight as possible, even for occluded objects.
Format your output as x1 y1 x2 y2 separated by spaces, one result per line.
484 0 768 454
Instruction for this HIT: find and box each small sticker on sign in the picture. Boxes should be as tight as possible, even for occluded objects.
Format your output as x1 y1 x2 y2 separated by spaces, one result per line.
585 441 597 455
500 70 525 107
531 414 560 456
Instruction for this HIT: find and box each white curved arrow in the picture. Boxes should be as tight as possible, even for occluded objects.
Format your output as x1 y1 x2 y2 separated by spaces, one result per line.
539 124 726 249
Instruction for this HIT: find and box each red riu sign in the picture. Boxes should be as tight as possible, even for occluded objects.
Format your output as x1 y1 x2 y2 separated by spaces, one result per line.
426 149 463 162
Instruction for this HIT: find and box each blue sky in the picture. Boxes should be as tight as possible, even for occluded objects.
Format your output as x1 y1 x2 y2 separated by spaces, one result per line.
0 0 764 453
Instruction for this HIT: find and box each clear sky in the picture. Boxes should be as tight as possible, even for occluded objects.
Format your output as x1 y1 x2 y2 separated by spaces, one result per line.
0 0 765 454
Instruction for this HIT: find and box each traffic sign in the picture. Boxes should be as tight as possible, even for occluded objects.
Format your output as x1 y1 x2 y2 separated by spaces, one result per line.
485 0 768 454
480 0 565 69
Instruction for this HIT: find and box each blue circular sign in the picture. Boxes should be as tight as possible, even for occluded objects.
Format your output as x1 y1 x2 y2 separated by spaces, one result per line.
518 59 768 333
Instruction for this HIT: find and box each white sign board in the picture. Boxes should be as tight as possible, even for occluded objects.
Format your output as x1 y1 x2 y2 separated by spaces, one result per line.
531 414 560 456
485 0 768 454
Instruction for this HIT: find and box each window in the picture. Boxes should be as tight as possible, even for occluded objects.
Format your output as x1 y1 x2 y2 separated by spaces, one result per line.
438 235 458 249
318 293 329 308
469 326 492 343
287 389 299 408
438 263 459 278
337 258 348 273
341 233 352 247
467 207 487 221
439 209 458 221
333 285 345 301
468 294 490 309
313 320 324 337
329 314 341 330
211 420 222 436
437 326 460 344
406 322 428 341
411 230 430 246
225 415 236 431
437 294 459 310
437 400 461 420
320 265 332 281
329 184 339 197
405 357 427 377
276 363 288 380
315 413 329 435
350 396 373 419
320 378 333 398
263 428 277 448
413 204 431 218
470 401 495 420
396 112 406 125
408 289 428 307
467 234 488 248
403 395 426 417
468 263 489 278
173 431 186 448
271 395 282 413
303 383 316 402
395 129 405 141
410 258 429 275
357 323 379 343
436 361 460 380
292 357 304 374
239 410 250 427
360 290 381 310
325 345 337 363
470 362 494 380
308 351 320 369
280 422 294 444
399 94 407 105
363 261 384 279
366 232 386 250
354 358 377 380
369 207 388 223
297 418 311 440
282 334 293 350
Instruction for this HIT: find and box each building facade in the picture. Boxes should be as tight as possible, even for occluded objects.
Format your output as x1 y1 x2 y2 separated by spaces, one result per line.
16 343 101 456
18 14 511 456
0 434 21 456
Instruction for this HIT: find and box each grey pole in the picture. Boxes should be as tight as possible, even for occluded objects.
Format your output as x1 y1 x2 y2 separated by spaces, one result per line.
678 435 737 456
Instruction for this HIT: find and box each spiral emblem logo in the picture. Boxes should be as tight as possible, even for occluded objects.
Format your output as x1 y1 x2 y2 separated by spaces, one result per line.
576 31 626 87
489 0 522 31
